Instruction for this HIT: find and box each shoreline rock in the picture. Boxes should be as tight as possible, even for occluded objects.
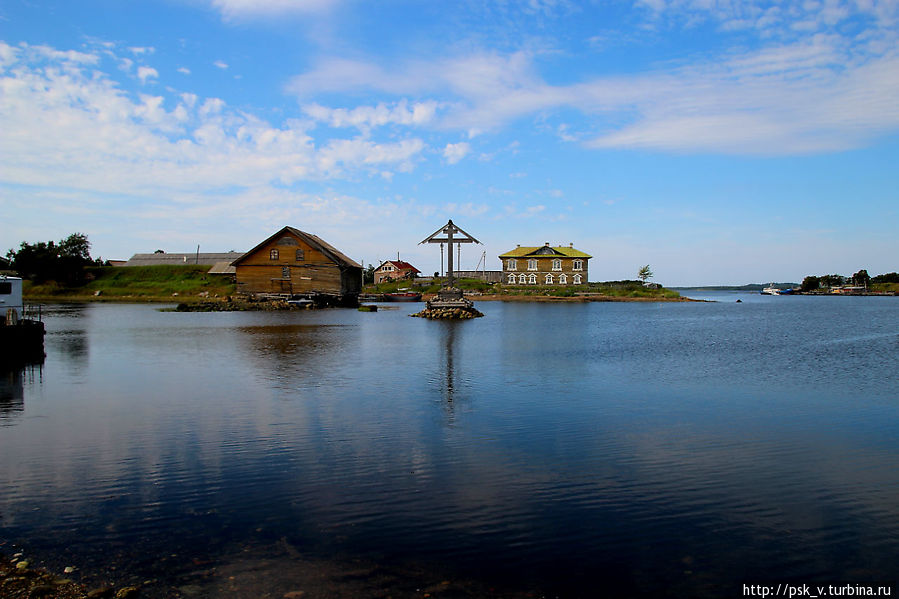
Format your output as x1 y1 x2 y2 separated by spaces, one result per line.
410 306 484 319
0 552 140 599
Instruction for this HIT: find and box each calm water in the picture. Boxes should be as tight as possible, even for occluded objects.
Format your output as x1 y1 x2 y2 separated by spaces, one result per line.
1 293 898 597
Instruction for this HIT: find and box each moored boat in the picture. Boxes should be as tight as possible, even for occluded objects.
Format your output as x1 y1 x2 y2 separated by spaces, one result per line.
384 291 422 302
0 276 45 363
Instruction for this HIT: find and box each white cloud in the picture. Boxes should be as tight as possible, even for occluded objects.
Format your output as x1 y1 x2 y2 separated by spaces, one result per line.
210 0 342 19
302 100 439 131
177 67 191 75
137 66 158 83
443 142 471 164
213 60 229 69
0 41 431 200
287 25 899 155
633 0 897 33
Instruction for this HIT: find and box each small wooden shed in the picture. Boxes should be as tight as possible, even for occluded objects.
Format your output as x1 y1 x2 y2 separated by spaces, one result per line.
231 226 362 304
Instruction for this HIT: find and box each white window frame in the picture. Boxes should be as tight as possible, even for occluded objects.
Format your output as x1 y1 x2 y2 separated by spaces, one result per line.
508 273 516 284
573 274 582 284
552 259 562 271
518 273 527 284
545 273 554 284
573 259 583 271
507 259 517 271
528 273 537 284
527 259 538 271
559 274 567 284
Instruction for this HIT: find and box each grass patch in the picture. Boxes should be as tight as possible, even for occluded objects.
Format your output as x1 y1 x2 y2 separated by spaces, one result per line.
24 265 236 301
364 278 681 299
871 282 899 294
363 277 494 294
499 281 680 299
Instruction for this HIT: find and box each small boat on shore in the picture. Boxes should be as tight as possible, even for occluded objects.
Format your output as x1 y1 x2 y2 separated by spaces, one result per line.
384 291 422 302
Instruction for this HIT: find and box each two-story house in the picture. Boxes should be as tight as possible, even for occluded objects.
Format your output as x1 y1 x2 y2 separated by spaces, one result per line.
499 243 591 285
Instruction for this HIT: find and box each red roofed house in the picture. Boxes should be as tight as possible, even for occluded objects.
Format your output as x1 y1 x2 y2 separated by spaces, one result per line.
374 260 420 284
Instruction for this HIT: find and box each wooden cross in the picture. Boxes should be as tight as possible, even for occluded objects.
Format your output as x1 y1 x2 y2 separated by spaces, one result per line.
420 220 480 288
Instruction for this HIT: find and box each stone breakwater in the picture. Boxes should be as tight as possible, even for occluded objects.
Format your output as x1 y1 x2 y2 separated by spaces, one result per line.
410 306 484 319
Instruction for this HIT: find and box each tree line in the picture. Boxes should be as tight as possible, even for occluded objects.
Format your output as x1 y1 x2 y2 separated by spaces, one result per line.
801 269 899 291
5 233 102 286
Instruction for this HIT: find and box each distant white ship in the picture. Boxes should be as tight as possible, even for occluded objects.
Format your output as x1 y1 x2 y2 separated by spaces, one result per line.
761 285 781 295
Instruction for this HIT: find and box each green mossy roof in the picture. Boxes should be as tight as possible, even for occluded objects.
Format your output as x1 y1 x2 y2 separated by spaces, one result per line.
499 246 592 259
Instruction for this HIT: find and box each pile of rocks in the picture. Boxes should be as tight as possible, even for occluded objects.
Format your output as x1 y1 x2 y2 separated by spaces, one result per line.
410 306 484 319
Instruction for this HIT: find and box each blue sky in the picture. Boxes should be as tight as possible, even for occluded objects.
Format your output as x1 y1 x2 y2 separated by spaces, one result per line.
1 0 897 285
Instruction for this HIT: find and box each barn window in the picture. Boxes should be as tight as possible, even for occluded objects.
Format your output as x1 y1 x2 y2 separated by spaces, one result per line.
295 249 305 261
282 267 290 279
270 249 279 260
277 236 298 246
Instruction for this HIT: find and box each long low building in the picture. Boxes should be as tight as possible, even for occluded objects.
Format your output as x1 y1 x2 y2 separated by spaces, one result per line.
123 252 245 267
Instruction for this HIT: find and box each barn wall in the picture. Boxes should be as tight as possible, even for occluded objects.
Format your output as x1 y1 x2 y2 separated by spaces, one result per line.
236 234 340 294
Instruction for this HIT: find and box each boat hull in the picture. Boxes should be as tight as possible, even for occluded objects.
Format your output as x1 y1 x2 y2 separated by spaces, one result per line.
384 293 422 302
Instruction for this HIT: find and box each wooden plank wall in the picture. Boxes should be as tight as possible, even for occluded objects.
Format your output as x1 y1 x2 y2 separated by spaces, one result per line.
235 233 361 295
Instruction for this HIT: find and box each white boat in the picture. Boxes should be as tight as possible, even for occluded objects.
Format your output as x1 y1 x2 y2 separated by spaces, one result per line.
761 285 781 295
0 276 45 362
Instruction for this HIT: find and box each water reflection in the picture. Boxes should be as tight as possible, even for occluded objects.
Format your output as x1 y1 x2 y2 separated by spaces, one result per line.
49 330 89 364
442 322 457 403
0 368 25 421
1 301 898 598
236 323 352 388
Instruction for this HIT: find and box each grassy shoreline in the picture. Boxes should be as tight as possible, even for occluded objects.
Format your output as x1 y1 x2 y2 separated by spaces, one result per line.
22 265 235 304
21 266 687 304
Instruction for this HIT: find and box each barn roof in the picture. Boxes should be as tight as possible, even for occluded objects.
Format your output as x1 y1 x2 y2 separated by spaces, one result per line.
124 252 245 266
208 261 236 275
232 226 361 269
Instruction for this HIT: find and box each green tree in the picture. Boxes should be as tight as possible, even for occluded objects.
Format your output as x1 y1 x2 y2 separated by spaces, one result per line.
637 265 653 283
851 269 870 288
362 263 376 284
819 274 845 288
800 275 820 292
58 233 91 261
872 272 899 284
7 233 94 285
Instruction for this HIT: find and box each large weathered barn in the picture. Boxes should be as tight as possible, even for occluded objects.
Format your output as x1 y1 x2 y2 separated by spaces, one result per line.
231 227 362 304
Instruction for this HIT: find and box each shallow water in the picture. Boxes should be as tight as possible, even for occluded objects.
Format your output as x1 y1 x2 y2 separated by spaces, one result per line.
2 294 898 597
